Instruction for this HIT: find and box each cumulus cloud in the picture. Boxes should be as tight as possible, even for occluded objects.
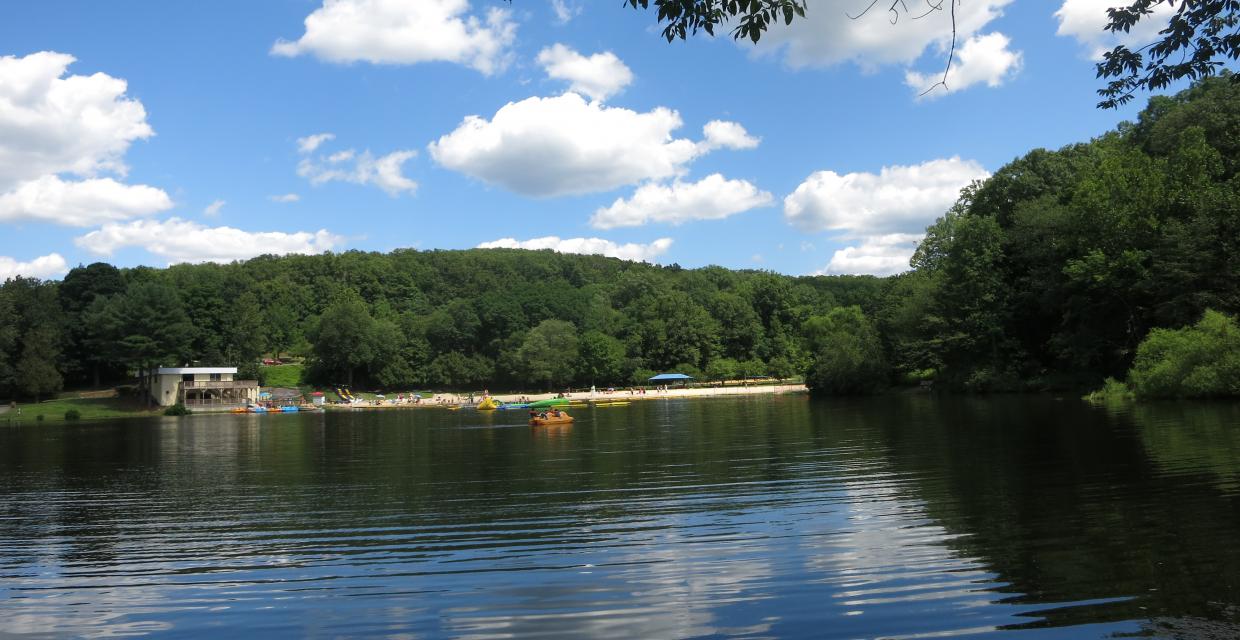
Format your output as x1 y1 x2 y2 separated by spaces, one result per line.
0 176 172 226
203 199 225 217
75 218 343 265
905 32 1022 97
591 174 772 229
272 0 516 75
298 148 418 196
0 253 68 282
269 193 301 203
789 157 988 276
297 132 335 154
784 157 988 235
538 44 633 101
477 236 673 262
429 93 724 197
1055 0 1177 59
756 0 1013 70
700 120 760 151
0 51 171 226
816 233 923 276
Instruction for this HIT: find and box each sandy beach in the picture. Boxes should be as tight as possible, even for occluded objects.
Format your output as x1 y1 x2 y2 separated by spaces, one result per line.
333 383 808 409
490 383 807 404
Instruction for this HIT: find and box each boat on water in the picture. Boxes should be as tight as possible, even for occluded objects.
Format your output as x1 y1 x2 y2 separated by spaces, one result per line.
592 401 631 407
528 398 570 409
529 410 573 426
477 397 501 410
497 403 530 410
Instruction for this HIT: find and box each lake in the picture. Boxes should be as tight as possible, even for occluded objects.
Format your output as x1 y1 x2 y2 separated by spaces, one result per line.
2 395 1239 638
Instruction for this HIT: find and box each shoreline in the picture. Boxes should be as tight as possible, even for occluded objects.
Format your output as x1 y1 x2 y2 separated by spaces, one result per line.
3 383 808 422
329 383 808 409
491 383 808 404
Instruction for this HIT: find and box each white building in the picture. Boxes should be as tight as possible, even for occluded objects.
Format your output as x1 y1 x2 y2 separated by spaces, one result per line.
149 367 259 408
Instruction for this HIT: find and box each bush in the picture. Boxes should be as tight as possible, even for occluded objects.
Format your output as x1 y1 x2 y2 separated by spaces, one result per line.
36 414 44 422
1084 377 1133 403
163 403 191 416
64 409 81 421
1129 309 1240 399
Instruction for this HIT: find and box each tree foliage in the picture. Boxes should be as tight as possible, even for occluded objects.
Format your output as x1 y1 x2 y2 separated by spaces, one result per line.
805 306 887 395
623 0 806 42
1128 309 1240 398
1098 1 1240 108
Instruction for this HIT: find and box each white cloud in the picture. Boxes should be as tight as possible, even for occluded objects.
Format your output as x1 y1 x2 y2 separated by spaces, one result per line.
817 233 922 276
1055 0 1177 59
538 44 633 101
297 132 334 154
75 218 343 264
0 51 170 226
550 0 579 23
477 236 673 262
203 199 225 217
272 0 517 75
0 176 172 226
700 120 760 151
756 0 1013 70
0 253 68 282
0 51 152 185
429 92 715 197
905 32 1022 97
269 193 301 203
784 157 988 235
591 174 772 229
298 148 418 196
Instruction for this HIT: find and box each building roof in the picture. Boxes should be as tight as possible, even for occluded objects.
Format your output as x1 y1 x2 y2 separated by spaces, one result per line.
649 373 694 381
154 367 238 375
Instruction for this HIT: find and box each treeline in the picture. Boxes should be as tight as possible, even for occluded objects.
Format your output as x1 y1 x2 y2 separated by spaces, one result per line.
874 76 1240 392
0 248 886 399
3 78 1238 400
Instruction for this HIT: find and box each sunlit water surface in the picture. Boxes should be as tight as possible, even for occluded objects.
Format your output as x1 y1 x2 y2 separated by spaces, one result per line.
3 395 1240 638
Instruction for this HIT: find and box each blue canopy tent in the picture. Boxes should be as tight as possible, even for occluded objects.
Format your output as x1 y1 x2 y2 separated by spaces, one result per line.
648 373 693 387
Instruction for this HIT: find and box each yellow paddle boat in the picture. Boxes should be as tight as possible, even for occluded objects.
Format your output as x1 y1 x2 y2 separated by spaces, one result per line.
529 409 574 426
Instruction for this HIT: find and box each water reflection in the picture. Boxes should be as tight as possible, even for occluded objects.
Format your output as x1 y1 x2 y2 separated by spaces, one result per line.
1 396 1239 637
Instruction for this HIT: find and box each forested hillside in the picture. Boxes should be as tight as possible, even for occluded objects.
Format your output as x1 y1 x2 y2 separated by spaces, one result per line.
0 248 883 398
2 77 1238 399
879 76 1240 391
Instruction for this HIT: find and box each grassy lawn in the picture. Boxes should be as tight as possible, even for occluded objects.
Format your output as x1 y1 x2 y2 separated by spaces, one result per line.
4 397 161 423
261 363 304 388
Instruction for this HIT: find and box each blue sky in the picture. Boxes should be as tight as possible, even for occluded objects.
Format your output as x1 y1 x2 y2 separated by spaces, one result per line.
0 1 1182 280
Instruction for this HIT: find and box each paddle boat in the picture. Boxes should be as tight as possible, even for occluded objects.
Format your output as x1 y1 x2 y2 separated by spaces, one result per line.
529 409 573 426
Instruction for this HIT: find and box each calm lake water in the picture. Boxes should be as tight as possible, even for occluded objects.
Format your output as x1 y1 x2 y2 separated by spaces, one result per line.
2 395 1240 638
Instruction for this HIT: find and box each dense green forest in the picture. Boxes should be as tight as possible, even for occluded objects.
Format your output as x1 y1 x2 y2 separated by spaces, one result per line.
2 78 1239 400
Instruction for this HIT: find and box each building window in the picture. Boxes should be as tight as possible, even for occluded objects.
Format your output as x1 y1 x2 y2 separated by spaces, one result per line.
183 374 194 382
210 373 222 382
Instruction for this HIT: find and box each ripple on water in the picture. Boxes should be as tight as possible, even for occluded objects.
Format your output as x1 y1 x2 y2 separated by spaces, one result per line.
2 396 1240 637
